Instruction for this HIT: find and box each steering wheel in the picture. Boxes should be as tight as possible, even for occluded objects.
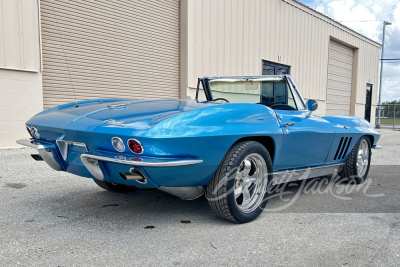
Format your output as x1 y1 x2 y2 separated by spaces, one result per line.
270 104 296 111
212 98 230 103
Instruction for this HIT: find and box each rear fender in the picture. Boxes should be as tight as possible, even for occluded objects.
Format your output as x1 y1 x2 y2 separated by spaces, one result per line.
323 116 380 164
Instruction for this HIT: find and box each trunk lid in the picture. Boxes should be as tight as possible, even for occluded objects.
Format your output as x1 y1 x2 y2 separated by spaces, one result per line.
28 99 216 131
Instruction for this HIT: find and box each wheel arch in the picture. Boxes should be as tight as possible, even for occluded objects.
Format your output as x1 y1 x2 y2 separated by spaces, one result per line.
229 136 276 163
364 134 374 146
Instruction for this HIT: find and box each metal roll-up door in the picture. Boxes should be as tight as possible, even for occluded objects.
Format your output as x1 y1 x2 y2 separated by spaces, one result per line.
40 0 180 109
326 40 354 116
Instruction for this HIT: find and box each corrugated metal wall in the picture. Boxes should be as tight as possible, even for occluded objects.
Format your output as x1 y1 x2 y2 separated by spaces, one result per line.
185 0 380 116
326 40 354 116
40 0 180 109
0 0 43 148
0 0 40 72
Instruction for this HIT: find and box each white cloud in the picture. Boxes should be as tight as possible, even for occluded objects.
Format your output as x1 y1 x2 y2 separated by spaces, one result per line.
305 0 400 102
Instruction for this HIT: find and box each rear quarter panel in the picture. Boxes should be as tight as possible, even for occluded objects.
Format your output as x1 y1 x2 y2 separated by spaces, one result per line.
141 103 283 186
323 116 380 165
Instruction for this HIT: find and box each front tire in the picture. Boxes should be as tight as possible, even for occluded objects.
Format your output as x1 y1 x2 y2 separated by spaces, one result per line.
93 179 136 193
205 141 272 223
340 136 371 184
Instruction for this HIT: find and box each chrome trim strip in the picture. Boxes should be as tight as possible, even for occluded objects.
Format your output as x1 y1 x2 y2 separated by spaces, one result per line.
80 154 203 167
273 163 345 175
56 140 88 161
16 138 37 148
272 163 345 185
372 145 382 149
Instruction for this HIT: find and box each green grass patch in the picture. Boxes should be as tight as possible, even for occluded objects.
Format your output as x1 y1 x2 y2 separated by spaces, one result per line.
376 118 400 124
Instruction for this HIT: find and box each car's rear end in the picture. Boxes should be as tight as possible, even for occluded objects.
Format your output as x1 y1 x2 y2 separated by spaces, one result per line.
18 99 237 199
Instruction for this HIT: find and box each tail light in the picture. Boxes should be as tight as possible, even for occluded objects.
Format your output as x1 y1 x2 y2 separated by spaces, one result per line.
29 127 40 139
128 139 143 154
26 126 32 137
111 137 125 152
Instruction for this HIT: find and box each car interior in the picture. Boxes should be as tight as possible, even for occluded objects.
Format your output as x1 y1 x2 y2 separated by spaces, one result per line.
207 79 299 110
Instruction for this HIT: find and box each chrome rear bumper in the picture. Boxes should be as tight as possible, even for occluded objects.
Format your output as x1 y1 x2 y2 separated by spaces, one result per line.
16 138 37 148
17 139 62 171
80 153 203 181
17 138 204 180
81 153 203 167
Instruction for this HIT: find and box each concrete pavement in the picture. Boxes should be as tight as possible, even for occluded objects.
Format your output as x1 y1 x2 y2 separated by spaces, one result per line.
0 129 399 266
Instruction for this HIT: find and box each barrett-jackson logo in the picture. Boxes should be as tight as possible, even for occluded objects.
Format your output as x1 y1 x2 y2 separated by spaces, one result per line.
103 119 125 127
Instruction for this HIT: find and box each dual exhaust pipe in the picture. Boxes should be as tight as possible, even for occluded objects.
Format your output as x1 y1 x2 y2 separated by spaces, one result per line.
31 154 43 161
119 168 147 184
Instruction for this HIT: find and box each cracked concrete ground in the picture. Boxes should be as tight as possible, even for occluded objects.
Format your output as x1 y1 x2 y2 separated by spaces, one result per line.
0 129 399 266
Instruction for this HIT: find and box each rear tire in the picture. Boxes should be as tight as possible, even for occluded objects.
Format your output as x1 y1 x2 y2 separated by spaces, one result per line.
205 141 272 223
340 136 371 184
93 179 136 193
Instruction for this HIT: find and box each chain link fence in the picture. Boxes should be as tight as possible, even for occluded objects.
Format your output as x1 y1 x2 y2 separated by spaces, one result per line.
376 104 400 130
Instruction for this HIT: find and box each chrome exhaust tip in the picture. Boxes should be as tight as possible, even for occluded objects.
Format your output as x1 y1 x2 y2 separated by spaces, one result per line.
31 154 43 161
120 168 147 184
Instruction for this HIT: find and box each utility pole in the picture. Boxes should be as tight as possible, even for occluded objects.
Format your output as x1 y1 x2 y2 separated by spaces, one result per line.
377 20 392 129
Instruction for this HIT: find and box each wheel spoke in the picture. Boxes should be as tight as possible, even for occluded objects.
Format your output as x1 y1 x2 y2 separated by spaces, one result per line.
242 187 251 205
234 186 243 199
242 159 252 176
233 153 268 213
248 175 258 183
363 146 368 158
235 172 243 181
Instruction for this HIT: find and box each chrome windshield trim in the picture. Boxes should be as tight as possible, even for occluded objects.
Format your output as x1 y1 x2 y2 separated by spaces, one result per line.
80 154 203 167
204 75 284 81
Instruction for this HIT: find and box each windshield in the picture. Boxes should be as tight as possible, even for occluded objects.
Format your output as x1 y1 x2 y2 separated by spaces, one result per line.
208 77 303 110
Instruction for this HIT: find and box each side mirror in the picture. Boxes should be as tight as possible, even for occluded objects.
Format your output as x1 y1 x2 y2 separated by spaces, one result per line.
306 99 318 118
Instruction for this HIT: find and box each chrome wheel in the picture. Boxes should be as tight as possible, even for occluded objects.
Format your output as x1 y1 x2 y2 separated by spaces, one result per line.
234 153 268 213
356 139 370 177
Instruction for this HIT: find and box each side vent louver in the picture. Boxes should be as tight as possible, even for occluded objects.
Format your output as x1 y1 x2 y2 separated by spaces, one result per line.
334 137 353 160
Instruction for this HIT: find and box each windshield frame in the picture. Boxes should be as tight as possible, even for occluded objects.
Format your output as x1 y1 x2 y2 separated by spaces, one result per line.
198 75 306 110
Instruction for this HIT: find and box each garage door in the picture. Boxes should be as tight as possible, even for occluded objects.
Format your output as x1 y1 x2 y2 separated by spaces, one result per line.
326 40 354 116
40 0 180 109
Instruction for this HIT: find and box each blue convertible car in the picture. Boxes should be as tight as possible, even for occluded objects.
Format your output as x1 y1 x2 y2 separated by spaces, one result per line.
18 75 380 223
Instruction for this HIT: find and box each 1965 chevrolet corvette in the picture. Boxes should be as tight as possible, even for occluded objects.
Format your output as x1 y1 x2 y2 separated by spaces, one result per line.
18 75 381 223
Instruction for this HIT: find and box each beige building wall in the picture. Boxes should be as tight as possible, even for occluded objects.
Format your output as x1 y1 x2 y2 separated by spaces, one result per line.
183 0 380 121
39 0 181 109
0 0 42 148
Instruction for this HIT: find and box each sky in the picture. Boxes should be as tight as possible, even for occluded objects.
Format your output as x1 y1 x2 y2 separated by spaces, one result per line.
298 0 400 102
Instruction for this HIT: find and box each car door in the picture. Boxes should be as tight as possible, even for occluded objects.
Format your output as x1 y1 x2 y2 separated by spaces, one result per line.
272 78 335 171
274 110 336 170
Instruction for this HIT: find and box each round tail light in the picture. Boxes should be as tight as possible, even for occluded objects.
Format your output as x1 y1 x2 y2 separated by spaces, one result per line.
111 137 125 152
128 139 143 154
31 127 40 139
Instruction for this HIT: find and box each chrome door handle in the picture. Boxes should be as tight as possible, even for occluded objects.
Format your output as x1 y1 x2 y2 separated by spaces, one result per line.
283 122 295 127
